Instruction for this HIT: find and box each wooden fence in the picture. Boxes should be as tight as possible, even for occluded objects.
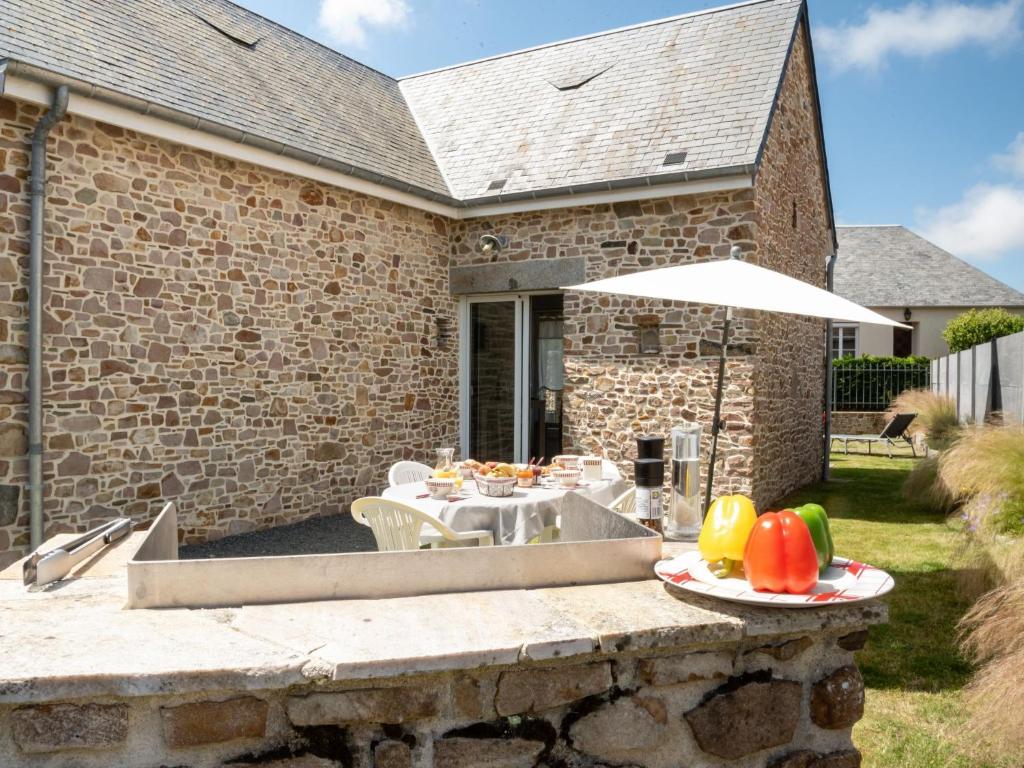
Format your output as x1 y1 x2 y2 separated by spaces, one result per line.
931 330 1024 425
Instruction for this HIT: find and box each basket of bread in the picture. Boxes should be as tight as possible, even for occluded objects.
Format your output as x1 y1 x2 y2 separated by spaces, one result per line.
464 460 518 497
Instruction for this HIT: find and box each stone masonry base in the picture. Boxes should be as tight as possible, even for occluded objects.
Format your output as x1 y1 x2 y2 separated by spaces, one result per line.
0 628 870 768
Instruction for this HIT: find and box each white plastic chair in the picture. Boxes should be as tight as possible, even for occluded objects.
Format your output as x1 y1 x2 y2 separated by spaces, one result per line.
351 497 493 551
387 461 433 488
602 459 623 481
609 487 636 517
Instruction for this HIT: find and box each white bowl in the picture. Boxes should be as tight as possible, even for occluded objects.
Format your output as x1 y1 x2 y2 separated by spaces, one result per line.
552 469 581 489
425 477 455 499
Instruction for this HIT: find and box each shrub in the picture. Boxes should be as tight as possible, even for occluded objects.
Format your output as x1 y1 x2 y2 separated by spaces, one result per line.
942 308 1024 353
887 388 960 449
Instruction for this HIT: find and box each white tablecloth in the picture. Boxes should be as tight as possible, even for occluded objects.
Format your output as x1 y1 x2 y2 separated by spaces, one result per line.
382 473 628 545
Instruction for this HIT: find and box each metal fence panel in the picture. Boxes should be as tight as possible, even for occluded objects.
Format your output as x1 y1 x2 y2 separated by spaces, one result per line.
995 332 1024 424
974 342 992 424
831 364 931 411
930 331 1024 425
958 349 974 423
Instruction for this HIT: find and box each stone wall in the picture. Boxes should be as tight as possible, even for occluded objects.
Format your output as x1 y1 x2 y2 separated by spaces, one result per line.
749 21 833 504
0 627 871 768
452 22 832 508
0 16 834 561
831 412 886 438
452 190 761 498
0 97 458 564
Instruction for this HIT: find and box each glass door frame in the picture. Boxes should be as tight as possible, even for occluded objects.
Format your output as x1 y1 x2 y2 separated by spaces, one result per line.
458 291 562 464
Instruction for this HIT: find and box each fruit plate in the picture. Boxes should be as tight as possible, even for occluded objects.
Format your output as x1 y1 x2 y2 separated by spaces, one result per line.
655 550 894 608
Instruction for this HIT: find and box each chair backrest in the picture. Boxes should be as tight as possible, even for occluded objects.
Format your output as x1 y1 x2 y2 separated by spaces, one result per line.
610 487 636 517
880 412 916 439
388 461 433 488
351 497 462 552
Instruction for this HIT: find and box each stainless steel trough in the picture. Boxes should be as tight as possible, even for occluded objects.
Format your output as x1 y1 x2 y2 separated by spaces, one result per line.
126 495 662 609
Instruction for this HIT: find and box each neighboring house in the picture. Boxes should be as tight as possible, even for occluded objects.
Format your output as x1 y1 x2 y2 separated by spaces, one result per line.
833 226 1024 359
0 0 835 564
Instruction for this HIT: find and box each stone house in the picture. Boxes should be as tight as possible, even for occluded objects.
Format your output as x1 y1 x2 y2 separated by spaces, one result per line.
0 0 836 565
833 225 1024 359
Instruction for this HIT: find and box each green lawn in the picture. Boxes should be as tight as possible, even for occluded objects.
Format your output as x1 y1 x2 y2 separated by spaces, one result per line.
776 452 997 768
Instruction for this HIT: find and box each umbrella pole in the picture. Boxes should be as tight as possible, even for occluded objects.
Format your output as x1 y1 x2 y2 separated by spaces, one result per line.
704 306 733 514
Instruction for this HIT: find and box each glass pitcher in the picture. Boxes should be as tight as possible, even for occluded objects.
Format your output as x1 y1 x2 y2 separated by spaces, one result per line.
434 448 455 477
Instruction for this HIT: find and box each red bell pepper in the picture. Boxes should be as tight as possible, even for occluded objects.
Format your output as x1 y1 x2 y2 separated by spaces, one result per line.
743 510 819 594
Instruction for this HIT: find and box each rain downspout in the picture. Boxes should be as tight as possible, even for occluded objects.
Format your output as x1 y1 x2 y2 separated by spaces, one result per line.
823 247 837 482
28 85 69 550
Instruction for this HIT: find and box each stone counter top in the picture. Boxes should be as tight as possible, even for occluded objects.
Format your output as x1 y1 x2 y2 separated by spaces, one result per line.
0 535 886 705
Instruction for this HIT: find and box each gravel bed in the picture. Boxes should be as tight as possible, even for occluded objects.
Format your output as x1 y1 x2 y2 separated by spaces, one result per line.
180 513 377 559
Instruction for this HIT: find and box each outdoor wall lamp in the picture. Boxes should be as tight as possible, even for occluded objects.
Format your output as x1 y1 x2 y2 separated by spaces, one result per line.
903 307 913 322
477 234 509 258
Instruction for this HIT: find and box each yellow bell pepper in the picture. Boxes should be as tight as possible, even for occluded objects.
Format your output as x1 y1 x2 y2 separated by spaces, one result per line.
698 494 758 577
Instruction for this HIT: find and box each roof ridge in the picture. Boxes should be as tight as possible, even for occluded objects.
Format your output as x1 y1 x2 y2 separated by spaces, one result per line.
399 0 790 80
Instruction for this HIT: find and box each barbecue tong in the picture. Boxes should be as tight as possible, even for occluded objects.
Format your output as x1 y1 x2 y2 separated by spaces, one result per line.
22 517 132 587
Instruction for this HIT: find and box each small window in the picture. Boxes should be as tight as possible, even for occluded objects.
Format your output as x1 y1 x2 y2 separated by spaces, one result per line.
791 200 798 230
832 324 858 358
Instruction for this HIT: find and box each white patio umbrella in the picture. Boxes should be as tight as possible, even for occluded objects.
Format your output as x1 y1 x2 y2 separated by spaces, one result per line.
563 246 908 513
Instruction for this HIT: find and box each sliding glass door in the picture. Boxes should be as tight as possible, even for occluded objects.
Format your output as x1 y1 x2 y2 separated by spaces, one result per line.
460 294 564 463
467 299 519 460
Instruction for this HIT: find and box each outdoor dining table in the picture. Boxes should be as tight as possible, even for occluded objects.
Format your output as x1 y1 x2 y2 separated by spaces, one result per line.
382 469 628 546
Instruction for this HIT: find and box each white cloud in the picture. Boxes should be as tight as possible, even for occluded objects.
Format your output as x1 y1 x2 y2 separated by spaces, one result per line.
318 0 410 48
994 132 1024 178
816 1 1022 71
918 184 1024 260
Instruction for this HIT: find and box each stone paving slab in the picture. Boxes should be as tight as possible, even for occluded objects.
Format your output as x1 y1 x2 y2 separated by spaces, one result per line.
230 589 605 681
0 535 887 705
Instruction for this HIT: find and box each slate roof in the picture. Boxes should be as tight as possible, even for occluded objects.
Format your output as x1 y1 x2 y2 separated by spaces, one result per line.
400 0 803 201
835 226 1024 308
0 0 806 205
0 0 450 198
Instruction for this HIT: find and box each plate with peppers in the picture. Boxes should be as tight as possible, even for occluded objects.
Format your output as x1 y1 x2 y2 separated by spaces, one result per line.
655 496 894 607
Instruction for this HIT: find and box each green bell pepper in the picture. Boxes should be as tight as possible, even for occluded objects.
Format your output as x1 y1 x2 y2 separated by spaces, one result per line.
792 503 835 574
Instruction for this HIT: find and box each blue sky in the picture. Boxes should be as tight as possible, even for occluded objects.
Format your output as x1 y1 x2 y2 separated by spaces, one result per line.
236 0 1024 292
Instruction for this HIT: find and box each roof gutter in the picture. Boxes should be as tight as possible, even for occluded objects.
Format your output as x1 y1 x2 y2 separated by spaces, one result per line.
1 59 754 219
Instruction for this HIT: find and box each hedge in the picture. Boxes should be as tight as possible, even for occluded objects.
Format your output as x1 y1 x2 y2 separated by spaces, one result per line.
831 354 931 411
832 354 930 368
942 308 1024 353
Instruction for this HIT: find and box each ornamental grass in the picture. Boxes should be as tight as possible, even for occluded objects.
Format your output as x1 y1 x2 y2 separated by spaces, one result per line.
939 425 1024 536
937 425 1024 764
958 568 1024 762
886 389 960 450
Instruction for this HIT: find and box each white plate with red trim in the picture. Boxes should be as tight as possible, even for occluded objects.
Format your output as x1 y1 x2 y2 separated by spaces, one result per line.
655 551 894 608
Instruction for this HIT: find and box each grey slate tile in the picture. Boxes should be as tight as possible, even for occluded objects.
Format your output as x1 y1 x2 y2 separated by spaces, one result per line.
835 226 1024 308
